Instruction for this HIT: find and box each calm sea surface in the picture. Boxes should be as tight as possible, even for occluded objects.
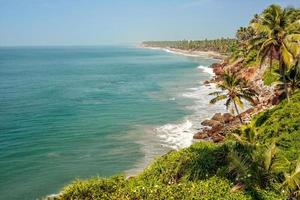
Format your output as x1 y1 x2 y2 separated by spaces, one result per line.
0 46 223 200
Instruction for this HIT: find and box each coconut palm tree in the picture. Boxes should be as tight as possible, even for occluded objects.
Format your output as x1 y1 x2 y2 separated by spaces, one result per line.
250 5 300 101
227 142 289 189
209 72 258 124
281 160 300 198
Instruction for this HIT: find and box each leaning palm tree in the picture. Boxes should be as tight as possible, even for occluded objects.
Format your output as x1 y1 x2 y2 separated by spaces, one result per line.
209 72 258 124
250 5 300 101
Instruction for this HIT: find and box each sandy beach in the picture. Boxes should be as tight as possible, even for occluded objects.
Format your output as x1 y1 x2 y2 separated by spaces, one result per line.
140 44 226 60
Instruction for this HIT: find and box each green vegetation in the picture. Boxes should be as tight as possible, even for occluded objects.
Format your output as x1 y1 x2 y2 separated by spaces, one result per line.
142 38 236 54
251 92 300 161
263 65 280 86
58 92 300 200
250 5 300 101
58 142 278 200
209 72 258 124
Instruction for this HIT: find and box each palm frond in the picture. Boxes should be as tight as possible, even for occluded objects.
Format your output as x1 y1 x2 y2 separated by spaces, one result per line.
263 142 277 171
225 98 232 110
282 161 300 195
234 96 244 109
281 42 294 67
251 22 271 35
208 91 223 96
209 94 227 104
227 151 251 178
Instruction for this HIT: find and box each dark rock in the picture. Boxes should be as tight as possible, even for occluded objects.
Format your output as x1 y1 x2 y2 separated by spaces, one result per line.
212 134 225 143
222 113 235 123
211 113 223 122
203 80 210 85
201 119 222 127
209 123 224 134
193 132 209 140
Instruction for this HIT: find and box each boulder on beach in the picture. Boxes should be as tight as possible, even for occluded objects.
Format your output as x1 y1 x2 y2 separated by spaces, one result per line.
212 134 225 143
208 123 224 135
201 119 222 127
203 80 210 85
212 113 223 122
193 132 209 140
222 113 235 123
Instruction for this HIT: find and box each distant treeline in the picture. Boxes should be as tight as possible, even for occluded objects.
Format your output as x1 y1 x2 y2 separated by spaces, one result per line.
142 38 236 54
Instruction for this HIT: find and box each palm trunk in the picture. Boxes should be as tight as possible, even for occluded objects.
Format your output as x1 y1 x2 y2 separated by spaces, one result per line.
269 53 273 73
283 65 289 101
233 100 243 124
279 56 290 101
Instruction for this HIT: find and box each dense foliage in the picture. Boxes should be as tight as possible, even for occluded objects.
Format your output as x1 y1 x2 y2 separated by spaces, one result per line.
58 142 279 200
142 39 236 54
252 92 300 160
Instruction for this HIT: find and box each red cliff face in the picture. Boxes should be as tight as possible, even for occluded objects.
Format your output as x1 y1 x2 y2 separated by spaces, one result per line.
211 63 225 76
239 67 256 81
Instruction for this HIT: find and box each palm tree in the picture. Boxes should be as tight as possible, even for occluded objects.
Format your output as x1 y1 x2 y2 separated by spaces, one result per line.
281 160 300 198
227 142 289 189
250 5 300 101
227 142 288 188
209 72 258 124
231 124 259 148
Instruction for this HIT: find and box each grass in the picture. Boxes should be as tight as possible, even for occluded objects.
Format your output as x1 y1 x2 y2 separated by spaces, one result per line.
251 91 300 160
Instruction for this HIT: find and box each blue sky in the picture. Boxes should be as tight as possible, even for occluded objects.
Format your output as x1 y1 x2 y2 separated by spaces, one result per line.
0 0 299 46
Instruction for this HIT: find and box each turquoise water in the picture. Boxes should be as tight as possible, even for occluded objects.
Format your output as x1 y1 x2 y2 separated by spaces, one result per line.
0 46 217 200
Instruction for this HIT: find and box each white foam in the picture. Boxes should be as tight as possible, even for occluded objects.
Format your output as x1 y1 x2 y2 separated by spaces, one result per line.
163 49 200 57
154 69 226 151
197 65 214 76
155 120 194 150
126 66 228 176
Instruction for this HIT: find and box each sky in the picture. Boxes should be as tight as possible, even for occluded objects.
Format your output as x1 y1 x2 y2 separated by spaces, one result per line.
0 0 299 46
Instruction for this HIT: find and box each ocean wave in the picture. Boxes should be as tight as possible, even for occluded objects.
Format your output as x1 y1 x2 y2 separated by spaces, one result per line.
197 65 214 76
126 66 226 176
155 119 194 150
163 49 200 57
154 68 226 150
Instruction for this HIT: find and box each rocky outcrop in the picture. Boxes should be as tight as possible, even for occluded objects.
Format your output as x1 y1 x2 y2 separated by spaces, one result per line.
223 113 235 123
211 113 223 122
211 63 225 76
193 132 209 140
201 119 221 127
194 113 236 141
194 56 278 143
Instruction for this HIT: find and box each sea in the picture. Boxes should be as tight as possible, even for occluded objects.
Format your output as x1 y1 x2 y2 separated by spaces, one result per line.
0 46 226 200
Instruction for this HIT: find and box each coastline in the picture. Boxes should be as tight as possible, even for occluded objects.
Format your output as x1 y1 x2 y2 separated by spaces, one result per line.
124 45 227 176
45 46 226 199
47 45 278 199
139 44 226 60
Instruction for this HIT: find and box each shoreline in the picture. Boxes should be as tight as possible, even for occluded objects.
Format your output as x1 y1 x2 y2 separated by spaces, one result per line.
46 46 228 199
124 46 227 176
139 44 226 60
